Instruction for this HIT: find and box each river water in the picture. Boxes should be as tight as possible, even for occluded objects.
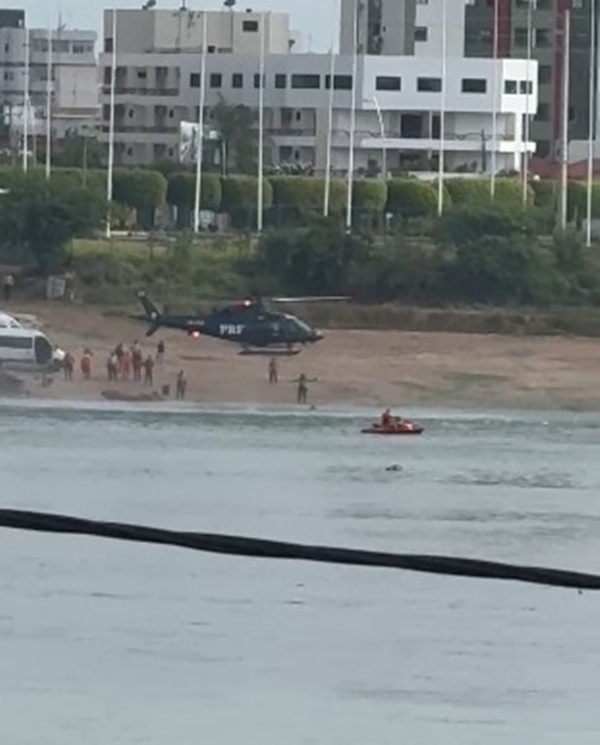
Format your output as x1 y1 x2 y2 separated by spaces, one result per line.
1 401 600 744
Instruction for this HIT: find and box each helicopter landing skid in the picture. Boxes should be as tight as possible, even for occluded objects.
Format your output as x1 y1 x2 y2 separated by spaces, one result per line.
238 346 301 357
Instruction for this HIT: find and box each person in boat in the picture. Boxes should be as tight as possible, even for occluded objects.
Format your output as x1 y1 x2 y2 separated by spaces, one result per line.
381 410 404 428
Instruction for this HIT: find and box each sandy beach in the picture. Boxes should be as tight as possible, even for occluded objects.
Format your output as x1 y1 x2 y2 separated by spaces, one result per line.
6 302 600 411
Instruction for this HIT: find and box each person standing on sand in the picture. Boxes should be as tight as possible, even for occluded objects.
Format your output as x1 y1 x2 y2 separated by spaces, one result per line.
268 357 278 384
156 340 165 364
121 349 132 381
143 355 154 386
63 352 74 381
107 353 119 382
176 370 187 400
2 273 14 302
131 341 142 382
80 350 92 381
293 373 317 404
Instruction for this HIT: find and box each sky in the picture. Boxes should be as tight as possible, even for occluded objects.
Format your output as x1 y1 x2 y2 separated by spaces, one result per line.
16 0 334 51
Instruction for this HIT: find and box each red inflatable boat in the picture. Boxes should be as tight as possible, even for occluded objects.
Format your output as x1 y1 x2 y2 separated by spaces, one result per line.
361 419 423 435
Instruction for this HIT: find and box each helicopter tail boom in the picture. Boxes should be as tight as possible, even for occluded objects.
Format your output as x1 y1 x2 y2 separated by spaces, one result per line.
137 292 163 336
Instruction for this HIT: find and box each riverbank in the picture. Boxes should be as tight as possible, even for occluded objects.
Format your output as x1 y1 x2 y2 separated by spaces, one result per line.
6 302 600 412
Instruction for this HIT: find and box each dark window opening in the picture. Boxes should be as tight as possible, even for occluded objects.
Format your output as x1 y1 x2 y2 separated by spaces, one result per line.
376 76 401 91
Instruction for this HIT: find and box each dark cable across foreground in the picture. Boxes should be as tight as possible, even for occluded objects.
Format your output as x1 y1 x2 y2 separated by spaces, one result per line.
1 508 599 590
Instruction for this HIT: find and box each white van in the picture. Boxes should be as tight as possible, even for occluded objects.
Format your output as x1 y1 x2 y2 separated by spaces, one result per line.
0 312 65 372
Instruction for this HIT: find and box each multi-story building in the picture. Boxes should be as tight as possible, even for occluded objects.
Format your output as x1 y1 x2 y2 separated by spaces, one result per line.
464 0 595 160
339 0 416 56
99 6 538 175
0 8 98 152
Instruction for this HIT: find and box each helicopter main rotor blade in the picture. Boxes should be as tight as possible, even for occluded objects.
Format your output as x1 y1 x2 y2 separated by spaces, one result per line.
270 296 350 304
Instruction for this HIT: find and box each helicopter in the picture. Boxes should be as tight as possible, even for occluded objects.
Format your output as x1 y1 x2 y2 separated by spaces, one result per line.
133 291 348 354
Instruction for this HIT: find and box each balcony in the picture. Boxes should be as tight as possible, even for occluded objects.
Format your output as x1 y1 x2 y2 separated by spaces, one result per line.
101 86 180 97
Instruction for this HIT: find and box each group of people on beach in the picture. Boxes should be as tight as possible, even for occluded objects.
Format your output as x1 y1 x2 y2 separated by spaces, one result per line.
61 339 188 400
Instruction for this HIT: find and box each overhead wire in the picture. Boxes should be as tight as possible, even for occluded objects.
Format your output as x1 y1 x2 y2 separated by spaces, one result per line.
0 508 599 591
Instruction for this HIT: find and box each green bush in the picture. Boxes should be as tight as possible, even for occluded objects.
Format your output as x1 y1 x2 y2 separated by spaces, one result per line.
386 179 439 219
352 179 387 226
166 172 222 228
112 169 167 229
269 176 345 225
221 175 273 229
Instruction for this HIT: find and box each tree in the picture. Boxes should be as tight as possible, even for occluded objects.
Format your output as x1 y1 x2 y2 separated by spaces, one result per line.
0 174 105 274
112 169 167 229
210 100 258 175
255 219 367 295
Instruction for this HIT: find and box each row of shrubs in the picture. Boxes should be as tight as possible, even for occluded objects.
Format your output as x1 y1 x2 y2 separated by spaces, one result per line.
0 164 596 230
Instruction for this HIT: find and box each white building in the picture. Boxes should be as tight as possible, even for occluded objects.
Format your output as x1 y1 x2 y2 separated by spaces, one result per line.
99 7 538 175
0 11 98 145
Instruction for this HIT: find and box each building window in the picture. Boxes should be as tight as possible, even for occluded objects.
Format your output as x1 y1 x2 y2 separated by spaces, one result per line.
414 26 428 42
190 73 200 88
137 70 147 80
537 140 550 158
104 38 113 53
462 78 486 93
275 73 287 89
291 74 320 89
210 73 222 88
538 65 552 85
504 80 517 94
417 77 442 92
520 80 533 94
514 27 528 47
242 19 259 32
254 73 266 88
536 103 550 121
535 29 551 47
232 73 243 88
325 74 352 90
376 76 401 91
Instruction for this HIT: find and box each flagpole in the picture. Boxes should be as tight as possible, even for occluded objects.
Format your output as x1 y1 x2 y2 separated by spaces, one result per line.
257 12 265 233
586 0 596 247
45 24 52 180
193 10 208 233
523 0 533 206
346 0 358 231
437 0 447 216
491 0 498 198
23 27 29 173
560 8 570 231
323 0 339 217
106 9 117 239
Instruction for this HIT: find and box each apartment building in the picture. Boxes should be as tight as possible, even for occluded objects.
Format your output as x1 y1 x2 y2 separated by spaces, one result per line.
0 8 98 149
339 0 416 55
99 6 538 175
464 0 595 160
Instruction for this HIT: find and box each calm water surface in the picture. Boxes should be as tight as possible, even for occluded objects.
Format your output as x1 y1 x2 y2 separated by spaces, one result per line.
1 401 600 744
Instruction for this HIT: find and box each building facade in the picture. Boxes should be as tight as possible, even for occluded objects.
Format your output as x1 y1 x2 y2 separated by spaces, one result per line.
464 0 596 160
0 9 98 153
339 0 416 56
99 8 538 176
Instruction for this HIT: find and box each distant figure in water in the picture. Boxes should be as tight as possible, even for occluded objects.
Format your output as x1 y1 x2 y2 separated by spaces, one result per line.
268 357 278 384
